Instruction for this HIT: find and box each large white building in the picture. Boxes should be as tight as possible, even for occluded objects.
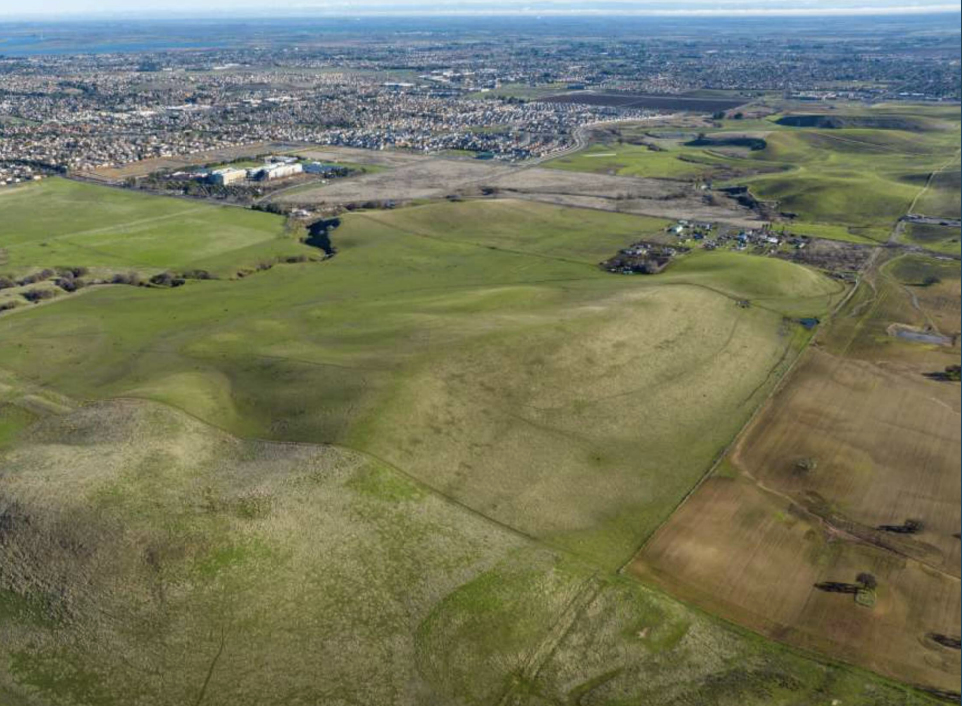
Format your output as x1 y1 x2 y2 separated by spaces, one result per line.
254 162 304 181
209 167 247 186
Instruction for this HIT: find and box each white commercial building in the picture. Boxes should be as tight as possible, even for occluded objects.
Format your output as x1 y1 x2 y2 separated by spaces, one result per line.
209 167 247 186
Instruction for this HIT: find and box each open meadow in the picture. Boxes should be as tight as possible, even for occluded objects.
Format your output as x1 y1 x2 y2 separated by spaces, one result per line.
0 187 843 567
546 103 962 244
0 391 933 706
0 132 956 704
0 179 922 704
0 179 313 278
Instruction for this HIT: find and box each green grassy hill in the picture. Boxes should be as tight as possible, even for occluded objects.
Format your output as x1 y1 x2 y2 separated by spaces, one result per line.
0 395 938 706
0 182 940 705
0 194 842 567
0 179 311 277
545 104 961 244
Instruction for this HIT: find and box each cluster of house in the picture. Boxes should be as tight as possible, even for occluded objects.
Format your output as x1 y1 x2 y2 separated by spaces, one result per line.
0 164 45 187
667 220 808 253
601 241 688 275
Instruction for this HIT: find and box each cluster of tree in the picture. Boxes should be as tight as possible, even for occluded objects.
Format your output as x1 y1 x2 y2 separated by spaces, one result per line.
149 272 187 288
928 633 961 650
0 266 89 292
877 518 924 534
814 572 877 594
925 365 961 382
54 266 89 292
22 288 57 303
712 111 745 120
341 200 397 211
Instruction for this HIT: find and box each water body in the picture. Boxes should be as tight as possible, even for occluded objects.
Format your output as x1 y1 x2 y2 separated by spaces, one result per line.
893 329 952 346
0 22 238 56
1 13 957 57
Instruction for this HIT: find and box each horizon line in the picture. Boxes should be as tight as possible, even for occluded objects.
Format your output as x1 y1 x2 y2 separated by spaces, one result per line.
2 5 961 21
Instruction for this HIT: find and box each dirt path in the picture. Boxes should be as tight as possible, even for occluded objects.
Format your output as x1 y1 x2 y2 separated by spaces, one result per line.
904 148 960 222
495 573 602 706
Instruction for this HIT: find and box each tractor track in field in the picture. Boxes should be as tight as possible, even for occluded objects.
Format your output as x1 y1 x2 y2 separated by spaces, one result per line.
495 573 603 706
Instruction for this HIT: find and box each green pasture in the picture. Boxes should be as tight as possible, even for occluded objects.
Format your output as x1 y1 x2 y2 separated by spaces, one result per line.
546 142 713 179
548 104 961 244
0 397 931 706
902 221 961 255
736 126 960 241
0 182 940 705
0 178 311 276
0 191 842 568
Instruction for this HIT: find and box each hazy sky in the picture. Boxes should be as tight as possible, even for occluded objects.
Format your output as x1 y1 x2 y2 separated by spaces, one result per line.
2 0 960 18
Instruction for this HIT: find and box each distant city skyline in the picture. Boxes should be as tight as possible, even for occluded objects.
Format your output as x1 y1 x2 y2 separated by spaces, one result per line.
2 0 960 19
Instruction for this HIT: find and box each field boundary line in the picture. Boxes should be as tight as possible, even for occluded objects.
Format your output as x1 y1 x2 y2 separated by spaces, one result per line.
614 320 818 576
619 230 883 575
100 394 558 554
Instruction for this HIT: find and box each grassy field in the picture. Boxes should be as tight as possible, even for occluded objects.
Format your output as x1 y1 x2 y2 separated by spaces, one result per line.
546 142 714 179
547 104 962 244
0 178 311 277
632 251 962 693
0 192 843 568
0 169 949 704
0 393 935 706
735 127 960 242
902 222 961 256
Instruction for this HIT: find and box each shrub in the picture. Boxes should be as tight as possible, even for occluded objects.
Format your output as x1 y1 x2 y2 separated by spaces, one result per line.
903 518 924 533
0 276 15 290
22 288 57 303
149 271 186 287
182 269 214 280
111 272 142 286
17 268 55 286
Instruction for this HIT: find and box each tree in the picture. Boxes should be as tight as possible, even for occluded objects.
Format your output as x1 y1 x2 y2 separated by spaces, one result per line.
856 572 877 590
903 518 924 533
